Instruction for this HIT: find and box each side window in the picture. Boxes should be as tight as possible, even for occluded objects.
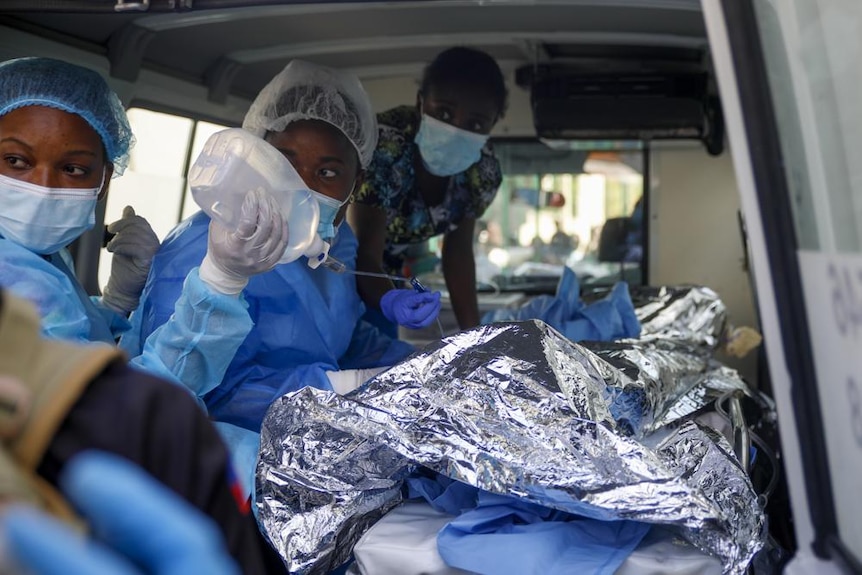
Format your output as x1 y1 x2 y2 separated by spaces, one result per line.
180 121 235 221
474 140 645 292
98 108 229 288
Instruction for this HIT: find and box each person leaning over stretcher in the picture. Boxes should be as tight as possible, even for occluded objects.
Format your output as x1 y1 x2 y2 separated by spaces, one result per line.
349 47 507 336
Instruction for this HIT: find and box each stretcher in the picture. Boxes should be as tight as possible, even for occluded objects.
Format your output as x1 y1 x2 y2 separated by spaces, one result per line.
348 501 723 575
257 286 784 575
347 392 777 575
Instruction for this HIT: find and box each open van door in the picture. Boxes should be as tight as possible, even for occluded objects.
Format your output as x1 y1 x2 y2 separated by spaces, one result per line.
703 1 862 572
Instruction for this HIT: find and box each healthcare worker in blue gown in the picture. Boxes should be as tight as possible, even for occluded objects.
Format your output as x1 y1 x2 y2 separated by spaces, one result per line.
0 57 288 404
0 57 152 343
124 60 418 491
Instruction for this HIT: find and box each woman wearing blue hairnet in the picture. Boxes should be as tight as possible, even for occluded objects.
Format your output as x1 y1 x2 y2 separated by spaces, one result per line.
349 47 507 336
125 60 415 492
0 57 292 572
0 57 288 394
0 57 157 342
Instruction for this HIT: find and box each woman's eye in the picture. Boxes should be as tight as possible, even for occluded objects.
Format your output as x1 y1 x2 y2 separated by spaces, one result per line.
4 156 29 169
429 108 452 123
63 165 89 177
320 167 339 179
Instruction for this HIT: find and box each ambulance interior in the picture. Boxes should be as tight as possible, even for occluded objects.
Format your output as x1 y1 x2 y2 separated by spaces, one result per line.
1 1 856 574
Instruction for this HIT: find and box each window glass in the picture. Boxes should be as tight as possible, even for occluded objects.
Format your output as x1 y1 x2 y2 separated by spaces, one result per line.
756 0 862 253
473 140 644 293
754 0 862 561
98 109 228 288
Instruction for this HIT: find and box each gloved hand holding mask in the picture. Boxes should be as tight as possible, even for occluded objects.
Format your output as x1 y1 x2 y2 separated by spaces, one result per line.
199 188 289 295
380 288 441 329
1 451 239 575
101 206 160 314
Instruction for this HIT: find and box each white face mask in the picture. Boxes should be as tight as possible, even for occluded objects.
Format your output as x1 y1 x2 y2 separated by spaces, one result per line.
0 172 103 254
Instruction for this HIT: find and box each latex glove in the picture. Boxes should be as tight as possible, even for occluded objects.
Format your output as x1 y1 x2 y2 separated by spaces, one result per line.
199 188 288 295
380 288 441 329
326 366 388 395
102 206 160 314
2 451 239 575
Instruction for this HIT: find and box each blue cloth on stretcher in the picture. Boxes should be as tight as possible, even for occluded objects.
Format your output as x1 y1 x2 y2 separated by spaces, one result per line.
405 474 650 575
481 268 641 342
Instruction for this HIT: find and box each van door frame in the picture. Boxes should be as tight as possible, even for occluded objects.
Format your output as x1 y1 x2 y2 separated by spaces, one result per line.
703 0 861 571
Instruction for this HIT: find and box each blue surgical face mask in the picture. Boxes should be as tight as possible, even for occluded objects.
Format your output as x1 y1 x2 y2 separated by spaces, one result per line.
0 172 102 254
313 190 349 241
414 113 490 177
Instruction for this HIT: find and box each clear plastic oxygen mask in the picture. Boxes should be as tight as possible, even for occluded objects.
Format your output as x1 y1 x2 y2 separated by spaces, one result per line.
322 258 445 338
189 128 331 266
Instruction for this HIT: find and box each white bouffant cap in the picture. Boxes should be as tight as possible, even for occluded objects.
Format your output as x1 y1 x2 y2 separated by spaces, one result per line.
242 60 377 168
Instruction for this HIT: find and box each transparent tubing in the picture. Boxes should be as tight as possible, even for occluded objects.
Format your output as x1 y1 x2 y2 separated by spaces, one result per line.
321 257 445 338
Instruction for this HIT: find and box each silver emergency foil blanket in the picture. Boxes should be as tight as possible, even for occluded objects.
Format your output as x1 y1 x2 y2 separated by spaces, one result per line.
630 285 728 347
257 320 764 575
585 341 750 436
652 365 754 430
583 285 743 436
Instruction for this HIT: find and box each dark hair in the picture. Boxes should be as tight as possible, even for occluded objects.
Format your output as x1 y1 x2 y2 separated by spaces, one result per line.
419 47 508 118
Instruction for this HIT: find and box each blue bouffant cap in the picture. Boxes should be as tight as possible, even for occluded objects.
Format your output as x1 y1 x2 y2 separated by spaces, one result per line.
0 57 134 176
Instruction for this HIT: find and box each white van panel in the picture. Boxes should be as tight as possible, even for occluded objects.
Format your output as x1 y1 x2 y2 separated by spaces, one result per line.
650 143 759 382
703 0 817 560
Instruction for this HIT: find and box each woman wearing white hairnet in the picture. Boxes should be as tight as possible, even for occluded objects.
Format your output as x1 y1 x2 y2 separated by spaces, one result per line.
124 60 415 492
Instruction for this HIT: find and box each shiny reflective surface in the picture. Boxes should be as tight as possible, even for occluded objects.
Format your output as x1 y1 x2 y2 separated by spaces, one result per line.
588 285 748 435
257 287 764 575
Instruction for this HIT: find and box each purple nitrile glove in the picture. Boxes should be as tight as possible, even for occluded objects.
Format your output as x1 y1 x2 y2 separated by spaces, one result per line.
380 288 442 329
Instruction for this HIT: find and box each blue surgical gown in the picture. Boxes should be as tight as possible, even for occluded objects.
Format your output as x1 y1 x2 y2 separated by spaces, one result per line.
126 211 415 434
2 232 261 493
0 235 253 409
0 238 126 343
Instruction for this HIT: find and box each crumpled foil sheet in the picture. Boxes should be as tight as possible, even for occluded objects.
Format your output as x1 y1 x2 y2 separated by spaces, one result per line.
257 319 764 575
582 285 743 436
584 341 750 436
629 285 728 348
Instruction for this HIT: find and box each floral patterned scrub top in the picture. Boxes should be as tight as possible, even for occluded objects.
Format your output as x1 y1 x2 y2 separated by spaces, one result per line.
354 106 502 275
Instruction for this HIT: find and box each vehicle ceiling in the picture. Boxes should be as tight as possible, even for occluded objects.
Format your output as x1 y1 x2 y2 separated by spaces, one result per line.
0 0 709 109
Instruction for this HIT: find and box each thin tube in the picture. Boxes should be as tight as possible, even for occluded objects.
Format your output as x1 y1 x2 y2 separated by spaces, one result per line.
323 258 445 338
